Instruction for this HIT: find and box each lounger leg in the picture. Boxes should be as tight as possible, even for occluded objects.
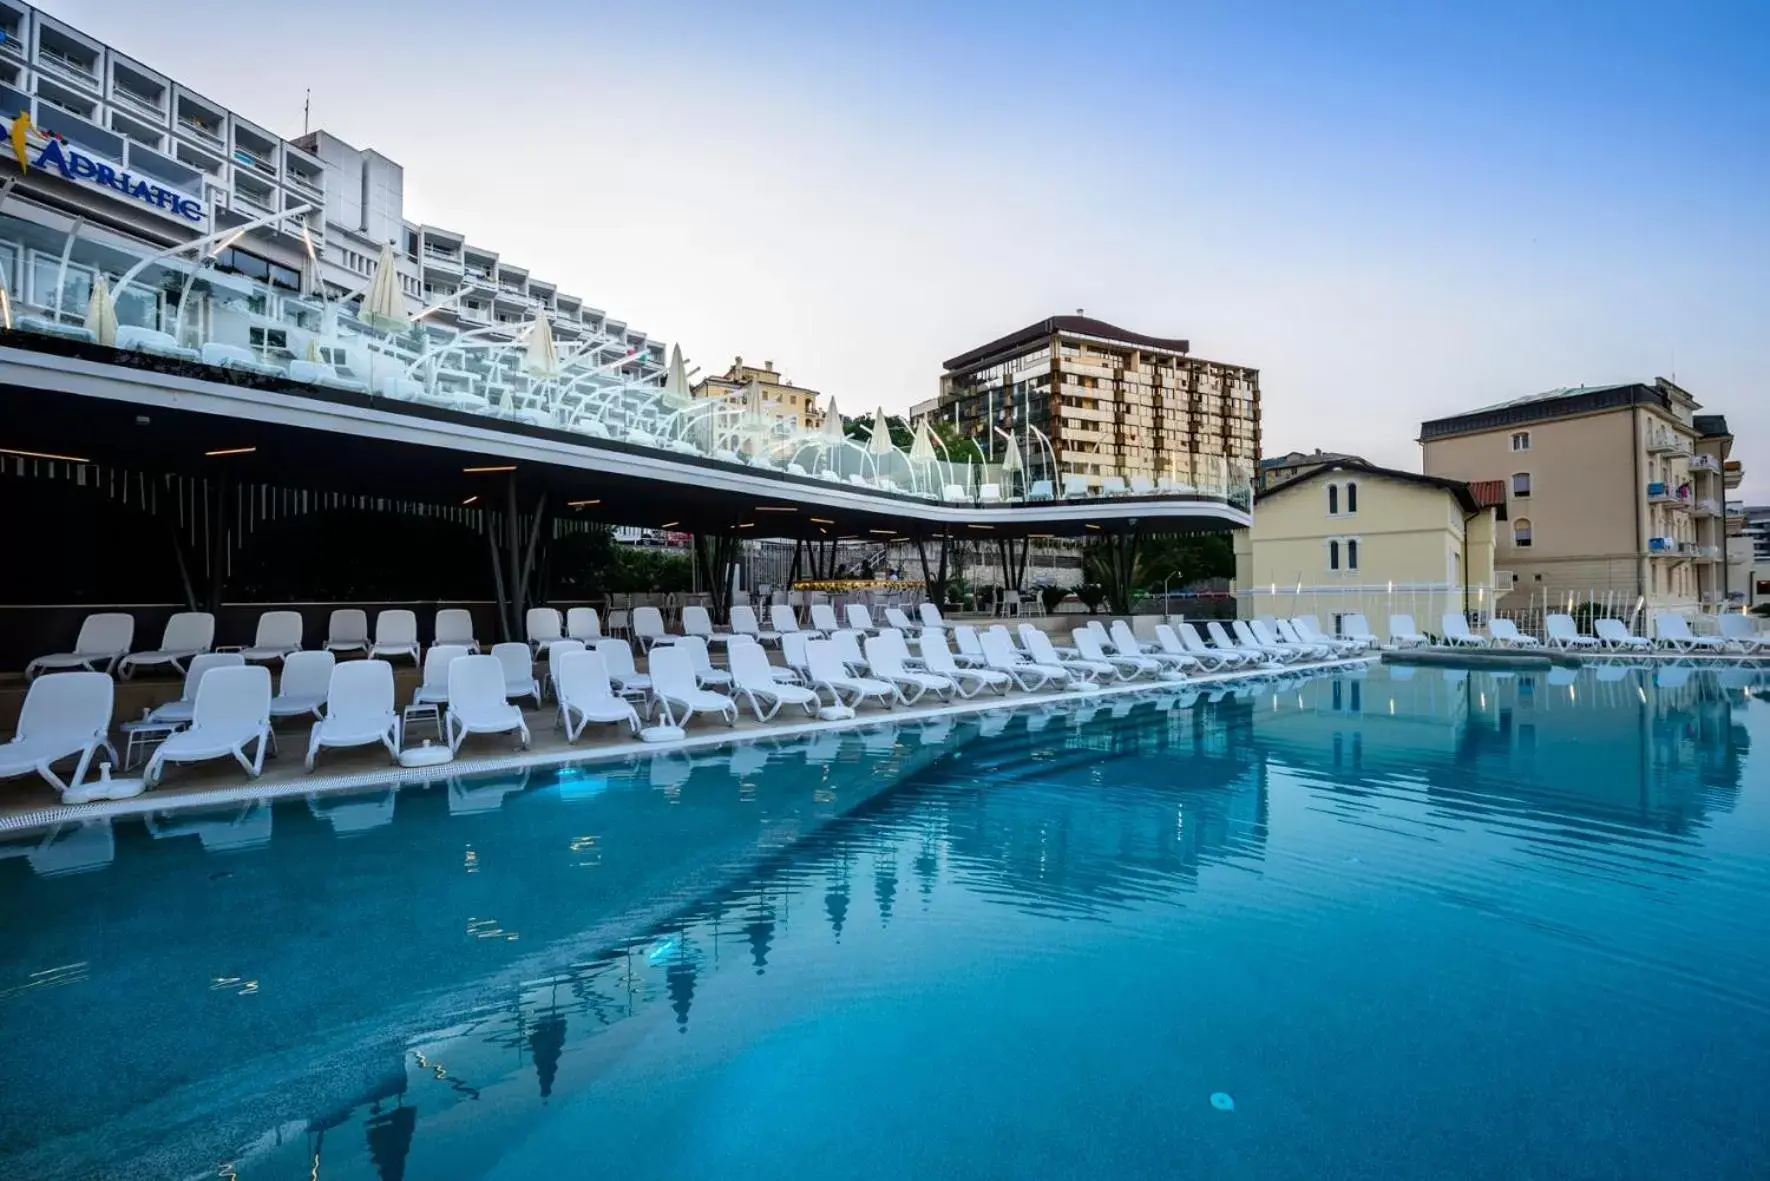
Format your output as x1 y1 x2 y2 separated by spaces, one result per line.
38 758 69 796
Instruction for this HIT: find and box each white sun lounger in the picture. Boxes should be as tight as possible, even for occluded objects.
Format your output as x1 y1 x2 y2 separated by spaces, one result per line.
324 608 370 654
772 604 819 642
238 610 303 663
566 607 602 642
1207 621 1275 664
119 611 215 678
555 649 642 740
980 627 1068 692
1157 624 1226 671
682 605 724 646
434 608 480 652
305 659 401 771
27 612 134 678
270 650 335 721
594 638 651 698
526 607 564 655
864 634 954 704
1387 615 1430 649
805 638 896 710
1236 621 1301 662
146 665 273 783
1717 613 1770 654
490 641 542 706
368 609 421 665
884 607 922 636
919 630 1009 697
1175 622 1246 668
846 603 882 633
1294 616 1361 655
729 605 779 647
1273 620 1334 659
543 639 585 702
729 640 819 721
445 654 531 752
1652 613 1726 653
1440 613 1486 647
1488 618 1542 648
918 603 947 631
1015 626 1104 681
0 672 117 796
1593 618 1651 651
649 646 738 726
147 652 246 724
1112 621 1194 672
673 634 734 689
1078 626 1159 678
1544 614 1601 650
631 606 669 653
1340 613 1380 650
411 644 471 714
952 625 992 668
809 603 842 635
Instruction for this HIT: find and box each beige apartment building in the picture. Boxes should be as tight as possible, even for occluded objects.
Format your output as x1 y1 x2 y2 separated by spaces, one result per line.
1255 449 1368 492
690 357 825 431
935 315 1260 492
1420 379 1744 613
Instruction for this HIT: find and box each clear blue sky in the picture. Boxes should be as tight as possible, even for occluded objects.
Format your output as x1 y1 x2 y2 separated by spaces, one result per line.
56 0 1770 492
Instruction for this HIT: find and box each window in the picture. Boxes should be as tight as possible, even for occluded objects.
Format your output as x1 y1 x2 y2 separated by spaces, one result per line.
1328 484 1339 514
1346 538 1359 570
1512 472 1531 498
1345 481 1358 513
1329 539 1341 570
1513 518 1533 548
30 252 91 316
1512 431 1531 452
248 326 287 358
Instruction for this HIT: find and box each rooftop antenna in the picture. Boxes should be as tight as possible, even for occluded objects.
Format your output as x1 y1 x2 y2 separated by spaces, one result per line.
302 88 310 136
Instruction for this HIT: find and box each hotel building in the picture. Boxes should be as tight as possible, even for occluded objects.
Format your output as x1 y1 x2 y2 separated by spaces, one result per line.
934 315 1261 493
0 1 666 379
690 357 825 431
1420 379 1745 611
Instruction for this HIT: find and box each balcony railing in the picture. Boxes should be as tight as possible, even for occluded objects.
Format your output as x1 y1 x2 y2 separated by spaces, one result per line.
1689 454 1721 473
1645 430 1691 456
37 46 99 84
110 85 167 120
176 115 224 147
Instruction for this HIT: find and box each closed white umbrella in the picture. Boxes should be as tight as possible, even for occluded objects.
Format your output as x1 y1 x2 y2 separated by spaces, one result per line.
822 398 846 446
867 406 894 455
523 313 559 378
663 344 691 404
84 276 118 347
909 418 937 463
1000 431 1024 476
356 241 409 333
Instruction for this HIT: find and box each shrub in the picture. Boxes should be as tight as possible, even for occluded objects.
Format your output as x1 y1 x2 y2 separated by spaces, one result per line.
1040 585 1071 615
1076 583 1106 614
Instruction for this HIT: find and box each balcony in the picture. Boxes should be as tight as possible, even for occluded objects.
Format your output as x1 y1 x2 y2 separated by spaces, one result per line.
1645 429 1691 456
1724 461 1743 488
421 248 462 276
1689 453 1721 474
35 42 99 88
110 83 167 122
1645 481 1692 507
1647 536 1682 556
1692 498 1720 517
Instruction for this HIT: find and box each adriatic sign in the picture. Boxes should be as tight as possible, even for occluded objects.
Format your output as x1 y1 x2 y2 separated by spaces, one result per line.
10 112 205 223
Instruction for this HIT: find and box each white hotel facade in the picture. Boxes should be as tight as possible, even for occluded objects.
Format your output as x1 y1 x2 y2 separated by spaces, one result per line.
0 0 666 377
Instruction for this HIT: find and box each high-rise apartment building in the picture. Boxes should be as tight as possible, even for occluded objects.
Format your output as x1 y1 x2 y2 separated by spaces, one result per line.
1420 379 1744 610
935 316 1260 491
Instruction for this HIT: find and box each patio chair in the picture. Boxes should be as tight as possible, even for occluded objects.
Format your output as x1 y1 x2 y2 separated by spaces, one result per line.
980 627 1069 692
1016 626 1107 682
412 644 471 712
809 603 842 635
674 634 734 688
147 652 247 725
1173 622 1246 669
1652 613 1726 653
884 607 922 636
324 608 370 654
367 609 421 665
952 625 993 668
1113 620 1195 673
1269 620 1333 660
864 634 954 704
27 612 134 678
238 610 304 663
1593 618 1651 651
270 650 335 722
555 650 642 740
918 603 947 631
566 607 602 642
1237 621 1302 662
595 638 651 698
846 603 882 633
1027 479 1054 501
1341 613 1380 649
118 611 215 678
434 608 480 652
1208 621 1277 664
145 665 273 783
682 605 723 646
729 640 820 721
1440 613 1487 647
1543 614 1601 650
1294 616 1362 655
1487 618 1542 648
1386 614 1431 649
543 639 587 702
305 659 401 771
1717 613 1770 654
649 646 738 727
1075 627 1158 679
526 607 564 655
0 672 116 796
919 630 1009 697
772 604 820 642
804 638 896 710
632 606 669 653
730 605 779 647
490 641 542 706
1156 624 1227 671
445 654 531 752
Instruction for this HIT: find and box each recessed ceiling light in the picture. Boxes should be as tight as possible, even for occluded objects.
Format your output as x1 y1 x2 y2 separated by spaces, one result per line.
660 521 679 529
868 529 894 535
0 447 90 463
755 505 796 513
462 495 479 506
567 499 601 507
809 517 835 525
204 446 256 457
463 464 517 473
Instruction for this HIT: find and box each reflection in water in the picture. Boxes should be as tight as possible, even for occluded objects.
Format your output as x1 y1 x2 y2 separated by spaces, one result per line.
0 665 1766 1179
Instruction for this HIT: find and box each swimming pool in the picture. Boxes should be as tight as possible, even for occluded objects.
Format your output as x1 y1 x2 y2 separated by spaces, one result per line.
3 663 1767 1179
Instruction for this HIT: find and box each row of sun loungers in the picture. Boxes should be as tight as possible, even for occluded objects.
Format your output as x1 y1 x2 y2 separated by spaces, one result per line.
1370 610 1760 654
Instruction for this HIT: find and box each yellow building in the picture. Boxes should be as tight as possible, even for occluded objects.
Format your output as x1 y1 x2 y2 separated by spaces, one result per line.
1233 460 1503 643
690 357 824 431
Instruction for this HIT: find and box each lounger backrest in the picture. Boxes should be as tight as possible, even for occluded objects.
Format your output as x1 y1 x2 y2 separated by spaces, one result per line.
192 665 271 729
1389 615 1417 637
1344 613 1374 638
448 654 508 712
279 650 335 699
327 659 395 719
771 605 800 634
863 635 905 677
557 650 617 702
328 608 369 644
1545 614 1577 641
1206 621 1238 648
1442 613 1472 638
832 630 867 669
728 640 778 690
810 604 840 633
254 610 302 649
1110 621 1143 655
1490 618 1519 640
18 671 113 740
980 628 1023 667
804 639 852 684
782 631 811 672
526 607 563 644
1654 613 1693 639
885 608 914 631
1242 621 1274 647
566 607 601 640
731 605 761 636
546 639 586 685
161 611 215 653
491 642 534 689
375 609 418 646
593 638 638 680
421 644 470 693
1594 618 1627 642
955 625 984 658
1719 614 1753 640
72 612 134 655
633 606 665 639
649 646 698 696
435 608 475 645
676 634 716 673
1021 628 1063 665
1179 624 1212 653
919 603 944 628
682 606 714 637
918 630 958 673
846 604 874 631
1073 629 1110 662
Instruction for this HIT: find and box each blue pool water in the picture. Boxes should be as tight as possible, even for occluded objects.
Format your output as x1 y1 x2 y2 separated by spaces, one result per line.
3 663 1769 1179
